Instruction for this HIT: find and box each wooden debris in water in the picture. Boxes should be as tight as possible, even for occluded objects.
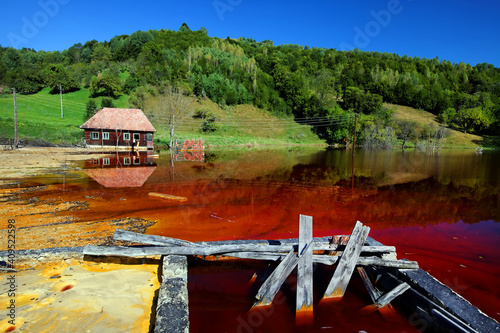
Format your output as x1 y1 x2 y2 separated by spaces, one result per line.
148 192 188 202
253 248 298 307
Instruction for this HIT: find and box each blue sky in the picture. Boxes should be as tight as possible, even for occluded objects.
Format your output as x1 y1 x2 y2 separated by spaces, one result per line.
1 0 499 67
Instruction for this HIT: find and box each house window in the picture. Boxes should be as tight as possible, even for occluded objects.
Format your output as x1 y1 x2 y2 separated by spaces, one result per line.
146 133 153 141
91 132 99 140
124 157 131 165
102 158 110 166
92 158 99 165
133 133 140 142
124 133 130 141
102 132 109 140
133 156 141 165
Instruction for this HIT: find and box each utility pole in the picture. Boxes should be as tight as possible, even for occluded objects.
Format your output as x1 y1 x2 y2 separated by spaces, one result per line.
351 113 357 194
60 83 63 119
13 88 18 148
352 113 358 157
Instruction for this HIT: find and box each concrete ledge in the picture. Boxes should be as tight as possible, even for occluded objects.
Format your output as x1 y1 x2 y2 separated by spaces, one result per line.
154 255 189 333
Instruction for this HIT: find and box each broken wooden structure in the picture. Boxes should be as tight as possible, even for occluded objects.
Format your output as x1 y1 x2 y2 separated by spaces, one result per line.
82 216 500 332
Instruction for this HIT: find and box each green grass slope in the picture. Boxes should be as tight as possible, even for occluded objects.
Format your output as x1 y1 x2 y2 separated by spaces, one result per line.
388 103 483 148
0 89 325 147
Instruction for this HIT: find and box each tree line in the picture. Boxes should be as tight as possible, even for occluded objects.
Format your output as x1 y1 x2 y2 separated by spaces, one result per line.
1 23 499 146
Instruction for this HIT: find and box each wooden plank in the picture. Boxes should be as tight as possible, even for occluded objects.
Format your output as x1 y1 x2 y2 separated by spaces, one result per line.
397 268 498 332
357 267 380 303
154 255 189 333
360 282 410 314
84 245 171 257
357 257 419 269
148 192 188 202
323 221 370 300
114 229 395 253
253 249 299 307
114 229 199 247
296 215 313 315
85 244 301 257
357 267 400 321
219 252 339 265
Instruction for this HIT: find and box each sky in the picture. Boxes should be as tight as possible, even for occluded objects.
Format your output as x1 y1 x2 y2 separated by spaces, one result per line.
1 0 499 67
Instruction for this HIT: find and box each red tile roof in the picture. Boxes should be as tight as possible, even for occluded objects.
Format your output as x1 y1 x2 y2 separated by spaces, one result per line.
80 108 156 132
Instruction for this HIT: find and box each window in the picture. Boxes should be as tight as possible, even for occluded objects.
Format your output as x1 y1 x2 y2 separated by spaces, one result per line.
133 156 141 165
92 158 99 165
91 132 99 140
102 158 110 166
102 132 109 140
146 133 153 141
124 133 130 141
133 133 140 142
124 157 131 165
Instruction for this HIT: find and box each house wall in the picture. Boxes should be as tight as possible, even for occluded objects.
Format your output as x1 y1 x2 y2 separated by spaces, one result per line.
83 130 154 148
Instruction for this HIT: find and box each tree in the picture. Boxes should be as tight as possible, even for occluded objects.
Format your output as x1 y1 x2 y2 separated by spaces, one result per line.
89 73 122 98
395 120 417 149
44 64 80 94
85 99 98 121
146 87 192 148
101 97 115 109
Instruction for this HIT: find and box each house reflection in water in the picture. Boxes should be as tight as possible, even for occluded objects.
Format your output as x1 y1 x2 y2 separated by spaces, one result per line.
84 151 156 188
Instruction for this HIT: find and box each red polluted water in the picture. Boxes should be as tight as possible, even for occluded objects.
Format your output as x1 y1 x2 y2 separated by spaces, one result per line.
17 148 500 332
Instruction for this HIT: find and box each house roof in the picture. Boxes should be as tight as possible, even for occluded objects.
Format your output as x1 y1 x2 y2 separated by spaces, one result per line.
80 108 156 132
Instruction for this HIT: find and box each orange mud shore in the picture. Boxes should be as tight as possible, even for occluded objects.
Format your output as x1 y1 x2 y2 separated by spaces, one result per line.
0 148 161 333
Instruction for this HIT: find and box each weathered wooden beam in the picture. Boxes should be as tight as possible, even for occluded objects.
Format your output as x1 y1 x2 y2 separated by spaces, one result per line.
323 221 370 300
219 252 339 265
360 282 410 315
357 267 380 303
253 249 299 307
115 229 395 253
296 215 313 317
114 229 200 247
154 255 189 333
357 257 419 269
85 244 298 257
113 229 394 253
84 245 170 257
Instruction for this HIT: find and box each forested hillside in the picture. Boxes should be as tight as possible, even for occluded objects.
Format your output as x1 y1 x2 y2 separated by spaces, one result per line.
1 23 499 147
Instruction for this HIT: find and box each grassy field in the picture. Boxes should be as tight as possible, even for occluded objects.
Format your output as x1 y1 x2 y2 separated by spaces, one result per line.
0 88 324 146
388 103 483 148
0 88 129 145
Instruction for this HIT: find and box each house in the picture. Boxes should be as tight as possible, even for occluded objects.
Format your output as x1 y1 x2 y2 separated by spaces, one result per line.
80 108 156 149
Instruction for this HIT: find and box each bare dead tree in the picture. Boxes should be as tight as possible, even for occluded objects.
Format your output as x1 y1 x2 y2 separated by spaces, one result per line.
146 86 192 148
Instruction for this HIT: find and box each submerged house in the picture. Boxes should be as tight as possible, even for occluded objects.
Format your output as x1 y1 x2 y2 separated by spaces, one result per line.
80 108 156 149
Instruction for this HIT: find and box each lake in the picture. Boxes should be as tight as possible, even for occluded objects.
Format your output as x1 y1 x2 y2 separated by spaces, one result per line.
17 147 500 332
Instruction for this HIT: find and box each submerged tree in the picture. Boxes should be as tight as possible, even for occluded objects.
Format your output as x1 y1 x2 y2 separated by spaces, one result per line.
396 120 417 150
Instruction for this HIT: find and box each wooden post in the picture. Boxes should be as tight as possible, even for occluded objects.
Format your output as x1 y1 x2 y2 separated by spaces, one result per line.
352 113 357 192
296 215 313 324
253 248 298 307
359 282 410 315
60 83 63 119
322 221 370 301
